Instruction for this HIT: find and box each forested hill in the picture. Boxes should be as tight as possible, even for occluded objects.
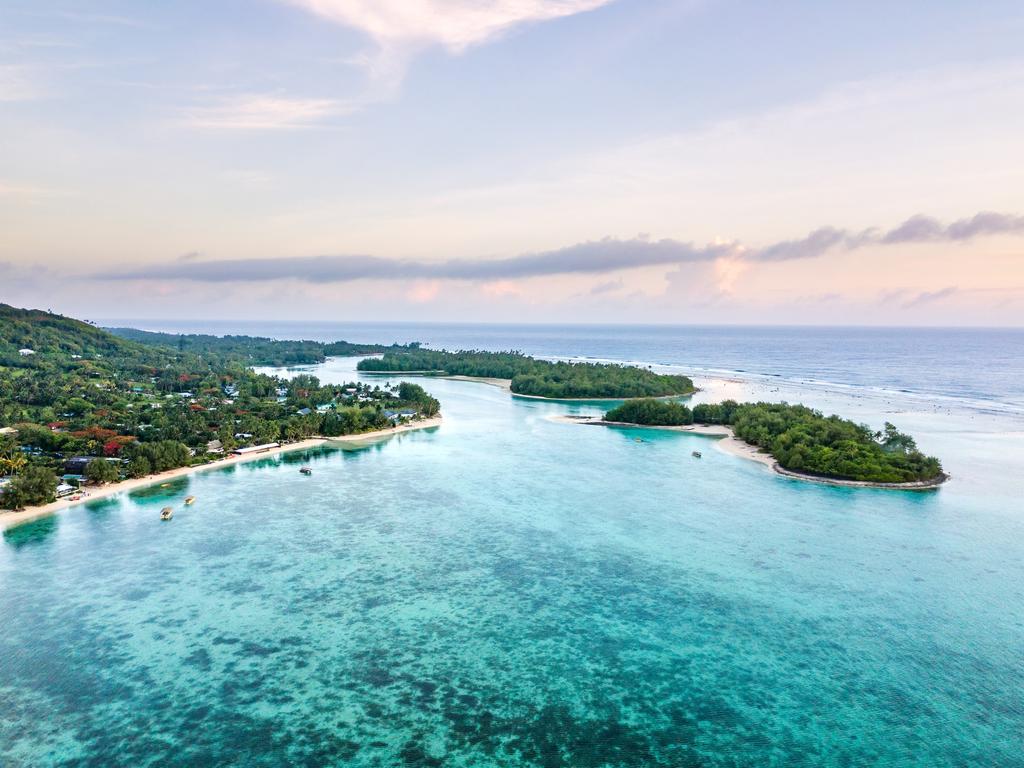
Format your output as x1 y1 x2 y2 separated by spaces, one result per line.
0 304 441 510
1 304 142 361
358 348 695 399
106 327 407 367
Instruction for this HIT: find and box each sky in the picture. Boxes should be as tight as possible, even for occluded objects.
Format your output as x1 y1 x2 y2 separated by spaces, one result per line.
2 0 1024 326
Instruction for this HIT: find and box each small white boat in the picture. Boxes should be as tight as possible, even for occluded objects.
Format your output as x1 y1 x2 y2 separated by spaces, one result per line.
184 495 196 505
160 506 174 521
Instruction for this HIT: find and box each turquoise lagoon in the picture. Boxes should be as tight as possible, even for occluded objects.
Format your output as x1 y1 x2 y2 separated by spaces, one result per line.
2 357 1023 767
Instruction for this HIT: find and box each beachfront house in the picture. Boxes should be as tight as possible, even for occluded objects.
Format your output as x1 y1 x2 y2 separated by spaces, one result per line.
231 443 280 456
64 456 96 475
56 483 77 498
206 439 224 455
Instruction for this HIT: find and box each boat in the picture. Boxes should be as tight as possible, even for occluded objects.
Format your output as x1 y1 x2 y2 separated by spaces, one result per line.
184 496 196 505
160 506 173 521
299 467 312 475
692 451 702 458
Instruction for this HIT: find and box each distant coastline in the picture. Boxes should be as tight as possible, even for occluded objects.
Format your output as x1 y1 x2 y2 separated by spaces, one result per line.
0 416 441 533
550 415 949 490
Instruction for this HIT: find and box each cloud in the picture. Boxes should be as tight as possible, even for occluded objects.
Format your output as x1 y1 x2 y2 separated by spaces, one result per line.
94 211 1024 285
183 95 350 130
100 237 735 283
902 287 958 308
589 278 624 295
289 0 611 52
286 0 613 86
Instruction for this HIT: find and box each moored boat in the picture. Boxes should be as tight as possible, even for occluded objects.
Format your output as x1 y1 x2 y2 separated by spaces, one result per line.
692 451 702 458
184 495 196 505
299 467 312 475
160 506 173 521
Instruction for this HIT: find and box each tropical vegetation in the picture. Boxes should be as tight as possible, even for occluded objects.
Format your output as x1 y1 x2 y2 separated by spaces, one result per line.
358 349 695 398
604 398 944 483
0 304 441 509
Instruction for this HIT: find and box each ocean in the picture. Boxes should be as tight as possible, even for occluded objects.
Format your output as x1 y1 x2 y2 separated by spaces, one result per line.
2 324 1022 766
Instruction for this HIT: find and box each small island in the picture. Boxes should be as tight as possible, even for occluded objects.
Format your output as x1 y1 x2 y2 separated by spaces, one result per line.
0 304 441 516
358 348 696 399
593 398 947 488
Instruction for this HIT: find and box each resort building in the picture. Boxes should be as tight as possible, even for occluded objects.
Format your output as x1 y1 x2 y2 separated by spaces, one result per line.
231 443 280 456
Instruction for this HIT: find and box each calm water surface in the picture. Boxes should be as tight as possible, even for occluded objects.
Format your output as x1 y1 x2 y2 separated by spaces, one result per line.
2 335 1023 766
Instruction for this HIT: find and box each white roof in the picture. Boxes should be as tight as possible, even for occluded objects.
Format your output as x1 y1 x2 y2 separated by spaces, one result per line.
232 442 280 454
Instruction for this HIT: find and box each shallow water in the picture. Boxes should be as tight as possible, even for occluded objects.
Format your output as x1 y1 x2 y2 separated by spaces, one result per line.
2 360 1023 767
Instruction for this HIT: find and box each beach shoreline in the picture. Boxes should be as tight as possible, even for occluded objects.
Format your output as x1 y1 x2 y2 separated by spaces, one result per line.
548 415 948 490
0 416 442 532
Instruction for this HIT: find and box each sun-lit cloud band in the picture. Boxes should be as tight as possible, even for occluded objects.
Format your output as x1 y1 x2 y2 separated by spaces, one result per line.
99 211 1024 284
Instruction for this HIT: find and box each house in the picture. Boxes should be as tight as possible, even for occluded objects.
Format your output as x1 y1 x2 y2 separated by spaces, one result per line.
206 439 224 454
18 348 35 356
56 483 77 498
64 456 96 475
296 407 312 416
398 409 418 418
231 442 280 456
0 426 17 435
234 432 253 439
316 404 333 414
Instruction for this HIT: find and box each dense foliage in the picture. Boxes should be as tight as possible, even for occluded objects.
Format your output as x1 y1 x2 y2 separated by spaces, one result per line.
605 398 944 483
604 398 694 425
106 327 411 366
359 349 695 398
0 465 57 509
1 304 441 508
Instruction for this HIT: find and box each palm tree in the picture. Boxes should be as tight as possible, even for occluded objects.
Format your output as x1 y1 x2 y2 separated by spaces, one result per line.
0 453 27 475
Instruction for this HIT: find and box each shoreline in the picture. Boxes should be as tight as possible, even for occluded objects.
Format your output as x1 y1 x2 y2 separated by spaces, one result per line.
0 416 442 533
549 415 948 490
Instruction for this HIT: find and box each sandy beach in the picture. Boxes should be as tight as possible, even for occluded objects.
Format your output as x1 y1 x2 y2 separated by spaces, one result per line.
548 415 946 490
441 375 512 390
0 416 443 532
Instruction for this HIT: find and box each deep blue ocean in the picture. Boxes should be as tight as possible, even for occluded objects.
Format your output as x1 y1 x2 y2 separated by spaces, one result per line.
2 324 1023 766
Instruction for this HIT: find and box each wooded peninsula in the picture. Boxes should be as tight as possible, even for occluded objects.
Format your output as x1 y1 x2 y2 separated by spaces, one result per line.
358 348 696 399
603 398 945 485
